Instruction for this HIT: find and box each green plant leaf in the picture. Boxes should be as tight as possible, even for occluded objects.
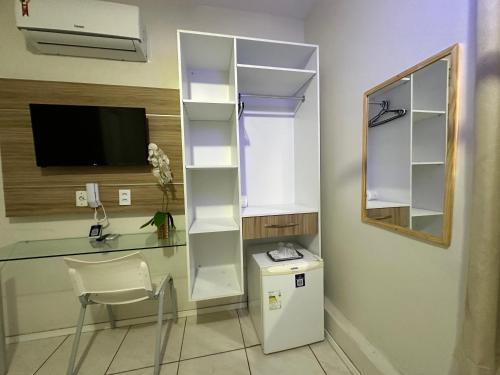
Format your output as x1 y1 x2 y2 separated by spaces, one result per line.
153 211 167 227
140 217 154 228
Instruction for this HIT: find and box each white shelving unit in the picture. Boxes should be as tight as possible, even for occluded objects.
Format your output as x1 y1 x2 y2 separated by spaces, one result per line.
179 31 320 301
367 57 450 236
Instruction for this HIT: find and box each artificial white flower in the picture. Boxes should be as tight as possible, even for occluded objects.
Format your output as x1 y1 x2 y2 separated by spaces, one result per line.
147 143 173 188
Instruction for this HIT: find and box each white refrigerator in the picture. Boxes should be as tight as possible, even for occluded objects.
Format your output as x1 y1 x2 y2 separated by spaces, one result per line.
248 246 324 354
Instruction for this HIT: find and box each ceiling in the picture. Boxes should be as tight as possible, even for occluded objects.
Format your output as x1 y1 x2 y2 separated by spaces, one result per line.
186 0 319 20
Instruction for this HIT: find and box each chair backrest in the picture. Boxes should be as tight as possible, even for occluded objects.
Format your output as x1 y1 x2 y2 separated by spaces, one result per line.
64 252 153 297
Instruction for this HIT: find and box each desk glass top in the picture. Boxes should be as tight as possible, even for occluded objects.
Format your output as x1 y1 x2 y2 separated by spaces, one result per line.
0 231 186 262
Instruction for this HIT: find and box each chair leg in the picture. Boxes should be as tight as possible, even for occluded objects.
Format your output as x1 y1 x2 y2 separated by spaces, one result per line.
153 288 165 375
106 305 116 329
169 278 178 322
67 304 86 375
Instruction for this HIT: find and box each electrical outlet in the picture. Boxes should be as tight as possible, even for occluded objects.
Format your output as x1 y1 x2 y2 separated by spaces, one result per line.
119 189 131 206
76 191 88 207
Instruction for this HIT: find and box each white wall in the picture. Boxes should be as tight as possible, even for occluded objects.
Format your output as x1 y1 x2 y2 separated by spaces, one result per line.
0 0 304 336
305 1 475 375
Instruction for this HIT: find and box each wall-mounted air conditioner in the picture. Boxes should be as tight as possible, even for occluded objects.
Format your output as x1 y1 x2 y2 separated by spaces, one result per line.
15 0 148 62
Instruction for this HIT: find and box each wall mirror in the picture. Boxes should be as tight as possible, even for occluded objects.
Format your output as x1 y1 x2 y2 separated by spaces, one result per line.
362 44 459 247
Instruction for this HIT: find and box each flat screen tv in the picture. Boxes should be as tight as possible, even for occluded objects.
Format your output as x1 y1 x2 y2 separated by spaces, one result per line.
29 104 149 167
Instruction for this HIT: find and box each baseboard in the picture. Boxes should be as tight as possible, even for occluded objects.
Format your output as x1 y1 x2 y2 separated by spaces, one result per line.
324 298 401 375
7 302 247 344
325 330 362 375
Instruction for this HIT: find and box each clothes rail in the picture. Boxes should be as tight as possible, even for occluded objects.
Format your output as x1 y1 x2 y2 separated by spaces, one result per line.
238 93 306 118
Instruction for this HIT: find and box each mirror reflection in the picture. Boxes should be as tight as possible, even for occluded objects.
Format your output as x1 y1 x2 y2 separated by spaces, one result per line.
363 46 458 245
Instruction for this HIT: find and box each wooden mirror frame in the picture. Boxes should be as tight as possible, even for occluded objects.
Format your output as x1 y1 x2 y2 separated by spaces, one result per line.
361 44 459 247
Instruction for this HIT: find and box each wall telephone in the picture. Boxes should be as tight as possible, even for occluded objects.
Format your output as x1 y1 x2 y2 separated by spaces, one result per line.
86 183 108 229
86 183 101 208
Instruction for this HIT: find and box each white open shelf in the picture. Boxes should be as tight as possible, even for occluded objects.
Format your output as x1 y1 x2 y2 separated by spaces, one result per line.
188 230 242 301
412 60 448 112
183 119 238 167
191 264 241 301
183 100 235 121
413 110 446 122
186 165 238 170
366 200 410 209
372 77 410 97
237 64 316 97
411 208 443 217
179 32 235 102
236 38 317 70
242 204 318 217
412 161 444 165
189 217 239 234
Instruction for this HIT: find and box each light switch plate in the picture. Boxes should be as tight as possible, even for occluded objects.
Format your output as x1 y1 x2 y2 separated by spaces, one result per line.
119 189 131 206
76 191 88 207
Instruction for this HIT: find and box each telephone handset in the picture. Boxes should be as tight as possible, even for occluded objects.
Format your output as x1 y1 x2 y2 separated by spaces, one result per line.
86 183 101 208
86 183 107 227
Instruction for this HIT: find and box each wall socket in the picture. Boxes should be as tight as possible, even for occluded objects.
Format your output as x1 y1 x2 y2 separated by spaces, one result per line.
76 191 88 207
119 189 131 206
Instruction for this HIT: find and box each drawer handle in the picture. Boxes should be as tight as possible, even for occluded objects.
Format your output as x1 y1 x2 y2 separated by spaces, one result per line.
264 223 299 229
373 215 392 220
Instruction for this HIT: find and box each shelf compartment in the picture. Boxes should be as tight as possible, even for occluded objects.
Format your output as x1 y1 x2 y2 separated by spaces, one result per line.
411 163 445 214
412 215 443 237
187 168 240 224
412 111 446 164
186 165 238 170
189 217 239 234
412 110 446 122
411 208 443 217
412 59 448 112
180 32 235 102
242 204 318 218
188 231 242 301
371 77 410 97
366 200 410 209
183 119 237 167
183 100 235 121
236 38 317 70
412 162 444 165
237 64 316 97
191 264 241 301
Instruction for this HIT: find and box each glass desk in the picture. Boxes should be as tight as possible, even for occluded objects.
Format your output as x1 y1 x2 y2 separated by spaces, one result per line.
0 231 186 374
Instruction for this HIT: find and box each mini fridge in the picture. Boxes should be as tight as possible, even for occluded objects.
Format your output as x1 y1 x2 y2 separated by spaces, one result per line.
247 245 324 354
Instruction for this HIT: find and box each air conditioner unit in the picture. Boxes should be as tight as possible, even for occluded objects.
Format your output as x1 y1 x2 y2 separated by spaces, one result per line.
15 0 148 62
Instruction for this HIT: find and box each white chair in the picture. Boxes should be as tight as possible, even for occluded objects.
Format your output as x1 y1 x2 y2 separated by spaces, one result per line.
64 252 176 375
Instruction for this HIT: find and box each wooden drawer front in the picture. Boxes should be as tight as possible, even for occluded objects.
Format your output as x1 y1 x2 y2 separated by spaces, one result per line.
243 213 318 240
366 207 409 227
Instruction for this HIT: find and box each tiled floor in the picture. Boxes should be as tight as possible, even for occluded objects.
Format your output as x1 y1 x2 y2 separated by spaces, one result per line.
6 309 353 375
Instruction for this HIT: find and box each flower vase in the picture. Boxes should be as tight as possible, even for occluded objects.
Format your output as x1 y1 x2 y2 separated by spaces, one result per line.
157 222 169 240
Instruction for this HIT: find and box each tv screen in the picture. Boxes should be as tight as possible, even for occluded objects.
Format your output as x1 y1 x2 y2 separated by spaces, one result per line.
29 104 149 167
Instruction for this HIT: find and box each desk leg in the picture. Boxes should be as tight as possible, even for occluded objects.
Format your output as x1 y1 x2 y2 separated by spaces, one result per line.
0 269 6 375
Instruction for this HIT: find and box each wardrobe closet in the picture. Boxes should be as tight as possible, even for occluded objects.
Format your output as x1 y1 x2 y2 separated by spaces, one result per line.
177 30 320 301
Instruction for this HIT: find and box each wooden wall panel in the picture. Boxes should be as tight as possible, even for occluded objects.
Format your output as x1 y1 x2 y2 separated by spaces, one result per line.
0 79 180 115
3 185 184 217
0 79 184 217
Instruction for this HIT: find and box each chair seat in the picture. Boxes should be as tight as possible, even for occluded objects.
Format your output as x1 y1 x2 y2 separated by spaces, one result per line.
89 289 151 305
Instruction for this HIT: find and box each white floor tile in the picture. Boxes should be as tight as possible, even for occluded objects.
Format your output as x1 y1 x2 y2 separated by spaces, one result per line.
310 340 352 374
107 318 185 374
180 311 244 360
178 350 249 375
247 345 325 375
36 327 127 375
237 309 260 347
112 362 178 375
6 336 66 375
